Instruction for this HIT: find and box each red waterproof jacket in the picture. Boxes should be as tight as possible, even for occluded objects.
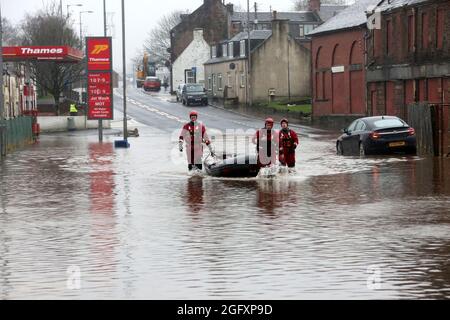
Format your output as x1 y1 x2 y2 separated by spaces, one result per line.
252 128 279 167
180 122 211 165
279 128 299 167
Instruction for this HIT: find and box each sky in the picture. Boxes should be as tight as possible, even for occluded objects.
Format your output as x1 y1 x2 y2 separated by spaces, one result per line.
1 0 297 72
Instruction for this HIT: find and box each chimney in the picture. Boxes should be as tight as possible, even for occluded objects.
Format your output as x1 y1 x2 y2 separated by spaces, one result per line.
308 0 321 12
272 10 277 20
226 3 234 14
193 28 204 40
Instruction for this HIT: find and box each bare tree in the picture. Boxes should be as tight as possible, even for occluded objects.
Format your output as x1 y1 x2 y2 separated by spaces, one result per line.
143 10 187 66
2 18 21 46
20 3 83 115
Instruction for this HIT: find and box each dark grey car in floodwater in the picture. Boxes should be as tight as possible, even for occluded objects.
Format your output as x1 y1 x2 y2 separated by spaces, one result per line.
337 116 417 156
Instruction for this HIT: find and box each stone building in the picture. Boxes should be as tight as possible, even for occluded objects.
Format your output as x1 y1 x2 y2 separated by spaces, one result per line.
204 18 311 105
172 29 211 88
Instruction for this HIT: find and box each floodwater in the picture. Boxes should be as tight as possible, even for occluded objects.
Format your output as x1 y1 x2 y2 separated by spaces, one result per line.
0 126 449 300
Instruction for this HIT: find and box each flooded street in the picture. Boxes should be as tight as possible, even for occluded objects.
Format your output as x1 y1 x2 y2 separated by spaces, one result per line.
1 90 449 300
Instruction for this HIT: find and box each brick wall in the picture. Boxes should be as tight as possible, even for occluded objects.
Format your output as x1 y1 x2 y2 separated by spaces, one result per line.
311 28 367 117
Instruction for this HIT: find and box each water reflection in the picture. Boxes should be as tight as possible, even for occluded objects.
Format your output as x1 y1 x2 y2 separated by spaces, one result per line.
185 177 205 216
0 130 449 299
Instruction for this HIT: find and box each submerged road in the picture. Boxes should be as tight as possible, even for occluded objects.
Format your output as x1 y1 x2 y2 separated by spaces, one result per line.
0 85 449 299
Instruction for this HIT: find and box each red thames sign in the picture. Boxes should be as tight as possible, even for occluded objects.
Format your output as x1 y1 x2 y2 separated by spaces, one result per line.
2 46 83 62
86 37 113 120
87 38 112 71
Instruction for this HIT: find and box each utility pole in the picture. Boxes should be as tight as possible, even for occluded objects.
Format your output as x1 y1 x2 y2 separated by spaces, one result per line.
0 4 5 157
98 0 107 143
0 4 4 120
247 0 252 107
121 0 128 142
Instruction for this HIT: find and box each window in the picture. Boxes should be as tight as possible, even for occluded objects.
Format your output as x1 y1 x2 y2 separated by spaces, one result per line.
304 24 314 35
299 25 304 37
212 46 217 58
422 12 429 49
218 74 223 91
222 44 227 57
240 72 246 88
240 40 246 57
212 74 216 87
208 77 212 91
437 9 444 49
228 42 234 58
347 121 358 133
386 19 392 55
185 70 195 84
373 118 406 129
355 121 366 132
408 15 415 52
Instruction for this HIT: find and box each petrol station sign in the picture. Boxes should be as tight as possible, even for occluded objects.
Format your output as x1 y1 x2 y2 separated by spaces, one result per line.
86 37 113 120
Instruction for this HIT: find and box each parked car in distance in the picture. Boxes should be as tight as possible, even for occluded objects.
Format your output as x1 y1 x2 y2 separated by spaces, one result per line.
181 84 208 106
176 83 186 102
337 116 417 156
143 77 161 92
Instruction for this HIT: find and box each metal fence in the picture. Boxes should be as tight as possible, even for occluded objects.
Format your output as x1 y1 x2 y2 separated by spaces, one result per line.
0 117 33 159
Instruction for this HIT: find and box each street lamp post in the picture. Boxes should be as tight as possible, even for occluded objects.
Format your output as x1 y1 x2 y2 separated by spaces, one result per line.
67 4 82 18
79 10 93 128
247 0 252 107
121 0 128 143
79 10 93 50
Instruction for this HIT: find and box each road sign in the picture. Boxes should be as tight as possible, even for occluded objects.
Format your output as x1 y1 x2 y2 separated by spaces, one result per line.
86 37 113 120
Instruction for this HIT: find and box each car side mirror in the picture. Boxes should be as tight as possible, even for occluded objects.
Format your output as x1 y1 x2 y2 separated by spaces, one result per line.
342 128 350 135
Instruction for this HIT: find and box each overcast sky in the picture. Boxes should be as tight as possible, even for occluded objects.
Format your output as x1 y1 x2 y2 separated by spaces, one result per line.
2 0 297 71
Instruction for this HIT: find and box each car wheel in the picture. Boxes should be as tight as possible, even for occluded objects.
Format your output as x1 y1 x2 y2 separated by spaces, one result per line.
337 142 343 155
359 142 366 156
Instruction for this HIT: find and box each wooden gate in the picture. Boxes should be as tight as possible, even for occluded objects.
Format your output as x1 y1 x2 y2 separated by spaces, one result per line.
408 103 450 156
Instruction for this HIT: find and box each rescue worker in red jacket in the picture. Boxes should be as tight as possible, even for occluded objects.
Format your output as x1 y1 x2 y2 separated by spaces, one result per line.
179 111 214 171
252 118 278 168
278 119 299 169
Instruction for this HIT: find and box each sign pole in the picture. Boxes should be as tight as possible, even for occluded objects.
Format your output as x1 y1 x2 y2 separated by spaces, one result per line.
98 0 107 143
121 0 128 143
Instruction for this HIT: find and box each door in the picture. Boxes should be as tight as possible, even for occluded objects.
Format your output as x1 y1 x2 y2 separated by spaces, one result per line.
341 120 365 155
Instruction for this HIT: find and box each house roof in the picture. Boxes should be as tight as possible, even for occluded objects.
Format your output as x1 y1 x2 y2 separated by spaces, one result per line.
376 0 429 12
230 30 272 42
308 0 383 36
231 11 320 23
317 4 349 21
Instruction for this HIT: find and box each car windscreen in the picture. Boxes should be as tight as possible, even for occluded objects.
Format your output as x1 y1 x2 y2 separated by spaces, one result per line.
372 119 406 129
186 85 204 93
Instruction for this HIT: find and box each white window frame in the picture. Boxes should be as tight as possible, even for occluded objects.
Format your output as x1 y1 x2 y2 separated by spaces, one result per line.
222 44 227 57
208 77 212 91
212 46 217 58
218 74 223 91
240 40 246 57
228 42 234 58
299 25 305 37
185 70 195 84
212 74 216 87
240 72 246 88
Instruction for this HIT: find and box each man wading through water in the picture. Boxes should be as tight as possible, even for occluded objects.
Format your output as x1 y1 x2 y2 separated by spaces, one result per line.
179 111 214 172
279 118 299 173
252 118 278 169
